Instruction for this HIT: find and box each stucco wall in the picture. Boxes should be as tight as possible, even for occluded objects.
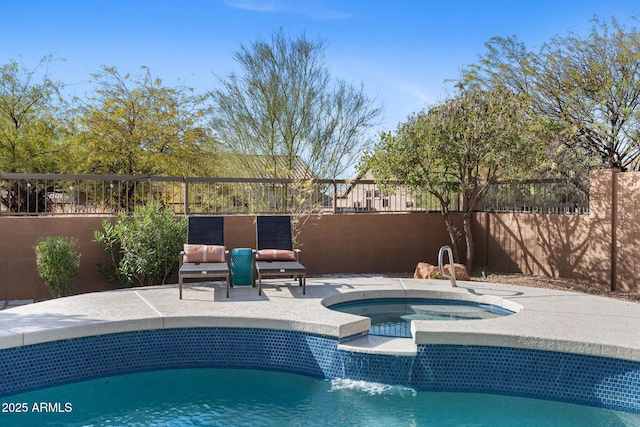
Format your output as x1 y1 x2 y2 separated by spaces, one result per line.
473 212 607 288
610 171 640 292
0 217 119 301
2 169 639 301
295 213 458 274
473 169 627 292
0 213 459 301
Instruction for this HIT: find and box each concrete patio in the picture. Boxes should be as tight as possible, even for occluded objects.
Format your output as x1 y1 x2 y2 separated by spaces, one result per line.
1 276 639 362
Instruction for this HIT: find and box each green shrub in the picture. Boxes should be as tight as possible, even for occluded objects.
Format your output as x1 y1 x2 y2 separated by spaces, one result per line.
95 203 187 287
35 236 81 298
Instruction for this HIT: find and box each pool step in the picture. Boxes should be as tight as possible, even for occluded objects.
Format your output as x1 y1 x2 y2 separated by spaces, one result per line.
338 335 417 356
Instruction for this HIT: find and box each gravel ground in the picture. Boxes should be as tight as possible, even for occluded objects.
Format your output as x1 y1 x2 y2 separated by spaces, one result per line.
387 270 640 303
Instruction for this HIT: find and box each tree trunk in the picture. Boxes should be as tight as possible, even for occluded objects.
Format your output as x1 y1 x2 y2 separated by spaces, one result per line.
461 182 481 274
463 211 474 273
440 211 460 263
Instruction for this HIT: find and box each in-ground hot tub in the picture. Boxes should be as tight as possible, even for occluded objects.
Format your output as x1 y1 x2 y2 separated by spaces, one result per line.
327 297 516 337
2 278 640 422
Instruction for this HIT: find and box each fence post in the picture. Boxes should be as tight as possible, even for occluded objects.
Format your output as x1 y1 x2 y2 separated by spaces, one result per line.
147 177 152 205
611 170 619 291
183 177 189 216
333 181 337 214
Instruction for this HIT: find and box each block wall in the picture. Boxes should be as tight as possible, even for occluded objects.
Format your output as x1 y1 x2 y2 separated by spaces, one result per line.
0 217 119 301
2 168 640 300
0 213 458 300
473 169 639 292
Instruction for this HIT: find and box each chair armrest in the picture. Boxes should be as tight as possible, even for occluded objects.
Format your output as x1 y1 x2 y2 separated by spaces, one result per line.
179 251 186 268
294 248 301 262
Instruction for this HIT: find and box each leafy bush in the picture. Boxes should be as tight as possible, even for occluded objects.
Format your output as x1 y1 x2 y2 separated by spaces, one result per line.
95 203 187 287
35 236 81 298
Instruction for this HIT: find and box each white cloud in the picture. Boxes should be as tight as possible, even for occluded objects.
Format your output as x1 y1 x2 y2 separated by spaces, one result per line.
220 0 351 20
389 79 434 110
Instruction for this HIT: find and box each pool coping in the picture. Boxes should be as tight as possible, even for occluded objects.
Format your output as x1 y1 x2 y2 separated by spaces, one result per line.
1 276 640 362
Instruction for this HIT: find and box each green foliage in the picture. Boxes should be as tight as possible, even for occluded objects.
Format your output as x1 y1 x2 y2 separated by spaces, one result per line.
94 203 187 287
362 86 542 270
209 29 382 179
70 66 211 176
463 16 640 172
35 236 80 298
364 86 541 204
0 57 70 212
0 56 68 174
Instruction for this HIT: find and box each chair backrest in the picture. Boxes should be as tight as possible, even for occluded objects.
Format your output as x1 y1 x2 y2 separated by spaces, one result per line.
187 216 224 246
256 215 293 251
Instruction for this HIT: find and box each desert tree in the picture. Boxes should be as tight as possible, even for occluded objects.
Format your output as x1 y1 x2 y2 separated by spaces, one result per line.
0 56 68 211
209 30 381 239
362 86 542 271
464 17 640 172
208 29 382 180
70 66 211 177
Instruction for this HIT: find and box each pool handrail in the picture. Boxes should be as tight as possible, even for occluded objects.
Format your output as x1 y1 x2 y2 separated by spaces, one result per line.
438 245 457 287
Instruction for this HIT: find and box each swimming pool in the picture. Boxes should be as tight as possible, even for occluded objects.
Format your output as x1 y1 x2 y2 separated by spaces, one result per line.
2 327 640 414
328 298 515 337
1 278 640 423
2 368 639 426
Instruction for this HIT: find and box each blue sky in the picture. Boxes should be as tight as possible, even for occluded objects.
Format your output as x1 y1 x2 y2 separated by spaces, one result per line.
2 0 639 134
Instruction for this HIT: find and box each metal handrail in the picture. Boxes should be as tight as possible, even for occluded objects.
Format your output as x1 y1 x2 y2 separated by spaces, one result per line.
438 246 457 287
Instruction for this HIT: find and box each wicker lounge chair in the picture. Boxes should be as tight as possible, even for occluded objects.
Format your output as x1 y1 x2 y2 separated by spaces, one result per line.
254 215 306 295
179 216 231 299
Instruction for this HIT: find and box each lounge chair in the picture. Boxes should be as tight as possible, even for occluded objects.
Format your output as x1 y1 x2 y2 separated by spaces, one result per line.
179 216 231 299
254 215 306 295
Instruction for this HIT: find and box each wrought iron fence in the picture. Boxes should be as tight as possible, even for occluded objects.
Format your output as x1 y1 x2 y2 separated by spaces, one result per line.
0 173 589 216
479 178 589 214
0 173 442 216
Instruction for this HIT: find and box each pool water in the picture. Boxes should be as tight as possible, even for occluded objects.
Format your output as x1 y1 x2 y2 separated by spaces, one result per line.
1 368 638 426
329 298 514 337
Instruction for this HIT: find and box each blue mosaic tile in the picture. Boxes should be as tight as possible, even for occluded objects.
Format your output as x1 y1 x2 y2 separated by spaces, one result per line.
0 328 639 414
410 345 640 413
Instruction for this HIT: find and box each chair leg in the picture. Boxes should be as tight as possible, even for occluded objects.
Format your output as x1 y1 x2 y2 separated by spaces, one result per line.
252 265 257 287
179 276 183 299
226 274 230 298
